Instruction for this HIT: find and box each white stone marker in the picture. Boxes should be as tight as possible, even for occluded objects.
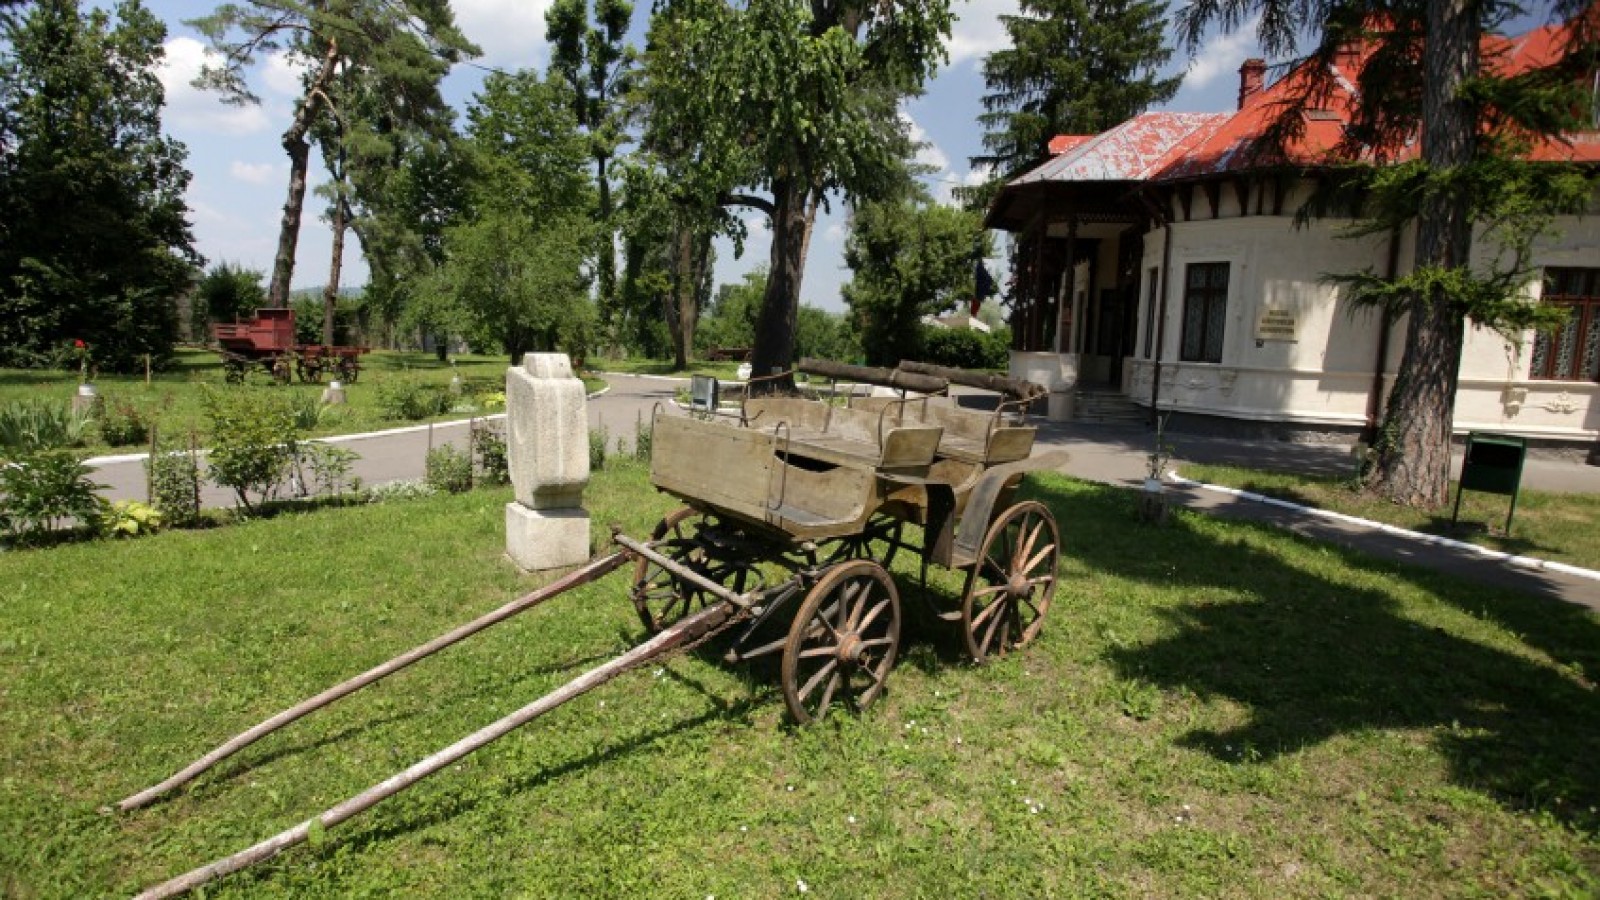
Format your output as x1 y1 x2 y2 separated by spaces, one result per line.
504 353 590 572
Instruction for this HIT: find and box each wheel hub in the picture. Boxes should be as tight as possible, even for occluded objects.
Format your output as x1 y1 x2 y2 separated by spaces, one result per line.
1007 573 1030 599
836 633 865 666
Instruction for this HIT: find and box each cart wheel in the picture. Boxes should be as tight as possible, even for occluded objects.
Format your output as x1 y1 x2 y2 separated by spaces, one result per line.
271 357 291 384
960 500 1058 663
782 559 901 724
339 358 359 383
224 359 245 384
298 356 322 384
630 508 762 634
823 515 903 570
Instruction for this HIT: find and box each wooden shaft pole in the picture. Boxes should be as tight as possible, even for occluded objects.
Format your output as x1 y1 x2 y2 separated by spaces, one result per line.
795 358 947 395
895 361 1045 401
133 601 734 900
116 551 629 813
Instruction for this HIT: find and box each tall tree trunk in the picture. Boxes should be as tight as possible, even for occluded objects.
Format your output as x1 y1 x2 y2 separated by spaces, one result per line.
595 153 617 330
323 196 346 346
750 175 810 392
1366 0 1478 506
266 40 339 309
669 226 696 370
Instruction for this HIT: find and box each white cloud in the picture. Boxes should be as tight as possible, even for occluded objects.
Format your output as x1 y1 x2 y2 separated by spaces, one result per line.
159 37 271 135
229 161 280 184
261 51 312 97
453 0 555 70
1184 17 1262 90
902 111 951 173
946 0 1019 67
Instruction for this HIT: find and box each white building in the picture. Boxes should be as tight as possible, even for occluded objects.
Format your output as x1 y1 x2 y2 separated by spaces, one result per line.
986 25 1600 445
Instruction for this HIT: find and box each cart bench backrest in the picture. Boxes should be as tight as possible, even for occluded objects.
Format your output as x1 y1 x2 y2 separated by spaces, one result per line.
743 398 943 472
851 396 1035 466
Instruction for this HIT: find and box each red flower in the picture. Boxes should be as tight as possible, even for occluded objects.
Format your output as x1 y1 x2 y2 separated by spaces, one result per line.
74 339 85 349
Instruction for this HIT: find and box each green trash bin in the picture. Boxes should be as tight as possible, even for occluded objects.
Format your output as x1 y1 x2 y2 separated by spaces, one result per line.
1452 432 1527 533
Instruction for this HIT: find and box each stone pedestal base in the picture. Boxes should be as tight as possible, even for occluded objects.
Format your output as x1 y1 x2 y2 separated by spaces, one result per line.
321 382 347 405
1047 390 1075 422
505 502 590 572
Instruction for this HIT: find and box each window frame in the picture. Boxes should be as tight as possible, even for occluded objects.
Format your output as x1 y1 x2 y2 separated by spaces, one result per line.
1530 267 1600 383
1179 261 1230 364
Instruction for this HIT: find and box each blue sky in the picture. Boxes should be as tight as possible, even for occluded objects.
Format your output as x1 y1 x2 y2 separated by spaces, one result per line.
139 0 1265 314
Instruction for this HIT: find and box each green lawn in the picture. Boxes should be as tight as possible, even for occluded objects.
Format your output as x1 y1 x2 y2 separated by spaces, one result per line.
1 350 602 453
2 465 1597 897
1179 462 1600 572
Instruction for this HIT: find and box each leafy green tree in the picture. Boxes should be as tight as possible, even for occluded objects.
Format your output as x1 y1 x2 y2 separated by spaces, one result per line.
795 304 857 363
616 160 719 368
971 0 1180 200
188 0 476 309
635 0 951 388
695 269 764 355
425 70 597 361
1176 0 1597 506
547 0 637 336
193 262 266 335
0 0 198 371
843 199 989 366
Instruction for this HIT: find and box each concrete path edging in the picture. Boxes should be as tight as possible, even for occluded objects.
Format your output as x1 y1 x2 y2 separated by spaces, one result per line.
1168 472 1600 584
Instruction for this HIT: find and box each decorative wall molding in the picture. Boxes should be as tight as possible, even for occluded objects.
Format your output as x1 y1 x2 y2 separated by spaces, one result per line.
1542 391 1580 415
1219 370 1239 397
1182 377 1213 392
1501 386 1527 417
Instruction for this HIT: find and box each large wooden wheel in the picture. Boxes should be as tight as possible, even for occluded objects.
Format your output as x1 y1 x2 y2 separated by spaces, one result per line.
630 508 762 634
822 514 903 570
960 500 1058 663
781 559 901 724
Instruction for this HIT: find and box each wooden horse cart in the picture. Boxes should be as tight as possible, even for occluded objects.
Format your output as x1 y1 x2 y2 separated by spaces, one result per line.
118 359 1067 898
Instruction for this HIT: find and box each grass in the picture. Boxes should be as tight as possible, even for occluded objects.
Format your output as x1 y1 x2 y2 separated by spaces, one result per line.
1178 462 1600 571
3 465 1598 897
0 350 603 453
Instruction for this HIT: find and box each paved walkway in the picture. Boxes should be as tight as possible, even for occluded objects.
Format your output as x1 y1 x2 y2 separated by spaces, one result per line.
88 373 1600 608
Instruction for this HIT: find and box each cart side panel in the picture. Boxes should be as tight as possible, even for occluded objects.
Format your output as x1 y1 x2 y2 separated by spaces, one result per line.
744 398 831 433
651 415 775 523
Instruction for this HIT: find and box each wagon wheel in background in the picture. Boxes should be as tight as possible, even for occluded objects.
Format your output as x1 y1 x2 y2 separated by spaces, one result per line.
822 514 903 571
338 356 360 383
223 356 246 384
630 507 764 634
959 500 1058 663
296 353 322 384
781 559 901 724
270 355 292 384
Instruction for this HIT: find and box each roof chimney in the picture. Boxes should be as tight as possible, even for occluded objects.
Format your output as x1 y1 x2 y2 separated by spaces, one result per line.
1238 58 1267 109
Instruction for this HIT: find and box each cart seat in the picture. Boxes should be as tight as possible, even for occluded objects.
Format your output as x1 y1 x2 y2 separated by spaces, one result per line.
742 398 943 474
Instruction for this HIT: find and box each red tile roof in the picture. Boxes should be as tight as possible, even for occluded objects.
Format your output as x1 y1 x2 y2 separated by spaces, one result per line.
1013 21 1599 190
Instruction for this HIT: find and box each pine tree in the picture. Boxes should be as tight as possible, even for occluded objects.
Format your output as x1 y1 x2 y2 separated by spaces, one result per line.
973 0 1180 186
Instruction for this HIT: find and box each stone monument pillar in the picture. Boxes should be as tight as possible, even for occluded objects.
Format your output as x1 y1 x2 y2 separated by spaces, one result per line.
505 353 590 572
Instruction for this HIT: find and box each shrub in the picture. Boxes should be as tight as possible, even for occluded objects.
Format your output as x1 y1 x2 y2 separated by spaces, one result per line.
365 479 437 503
589 425 609 471
425 444 473 494
919 327 1009 370
295 442 360 497
101 499 163 538
92 393 151 447
201 386 300 510
472 421 509 485
375 375 451 421
0 451 107 542
0 399 92 456
633 411 653 463
287 391 325 431
146 443 202 527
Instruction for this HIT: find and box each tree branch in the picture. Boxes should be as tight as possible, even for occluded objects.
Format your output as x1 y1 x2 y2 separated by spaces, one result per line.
719 192 776 218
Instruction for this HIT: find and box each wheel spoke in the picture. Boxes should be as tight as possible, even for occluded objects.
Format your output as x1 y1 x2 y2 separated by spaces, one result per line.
1014 519 1040 572
855 597 893 633
973 582 1008 598
814 670 841 717
857 636 895 650
979 600 1006 656
797 658 838 702
970 597 1004 628
1023 542 1056 577
799 643 839 659
845 580 873 631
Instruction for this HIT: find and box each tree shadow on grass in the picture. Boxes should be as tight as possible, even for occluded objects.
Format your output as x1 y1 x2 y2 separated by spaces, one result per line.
1022 476 1600 833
